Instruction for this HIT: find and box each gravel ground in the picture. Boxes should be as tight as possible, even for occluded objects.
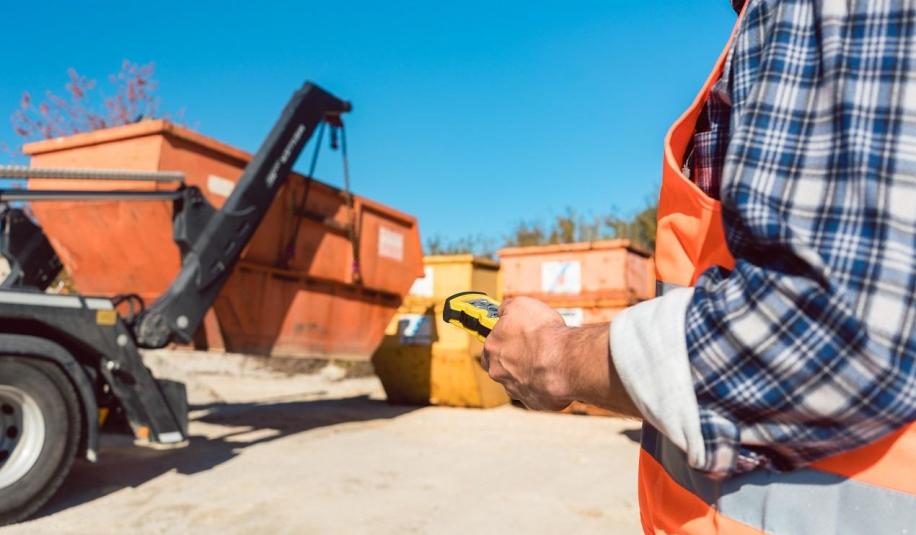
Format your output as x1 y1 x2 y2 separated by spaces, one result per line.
4 350 643 534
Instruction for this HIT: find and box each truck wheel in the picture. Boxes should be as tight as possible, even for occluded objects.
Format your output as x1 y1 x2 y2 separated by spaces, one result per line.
0 357 81 525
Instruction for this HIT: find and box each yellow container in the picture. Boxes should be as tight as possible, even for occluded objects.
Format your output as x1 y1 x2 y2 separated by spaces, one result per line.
372 255 509 408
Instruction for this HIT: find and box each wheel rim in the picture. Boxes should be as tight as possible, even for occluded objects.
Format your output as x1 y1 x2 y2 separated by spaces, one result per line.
0 385 46 489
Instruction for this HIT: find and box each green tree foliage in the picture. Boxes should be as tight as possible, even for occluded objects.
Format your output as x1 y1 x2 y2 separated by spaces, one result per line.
504 202 657 253
601 204 657 253
425 233 497 258
425 200 658 258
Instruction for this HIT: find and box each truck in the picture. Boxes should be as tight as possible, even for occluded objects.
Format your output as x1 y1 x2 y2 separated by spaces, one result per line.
0 82 351 524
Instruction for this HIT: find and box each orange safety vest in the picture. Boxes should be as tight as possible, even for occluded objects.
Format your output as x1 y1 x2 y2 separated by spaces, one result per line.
646 6 916 535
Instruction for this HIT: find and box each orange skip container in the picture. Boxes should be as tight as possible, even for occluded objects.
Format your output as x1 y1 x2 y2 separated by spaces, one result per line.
498 240 655 325
24 120 424 360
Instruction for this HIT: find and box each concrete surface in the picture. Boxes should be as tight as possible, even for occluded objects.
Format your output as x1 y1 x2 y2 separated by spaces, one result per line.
5 350 643 534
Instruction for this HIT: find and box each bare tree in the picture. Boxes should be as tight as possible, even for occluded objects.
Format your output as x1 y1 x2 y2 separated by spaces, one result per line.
8 60 182 153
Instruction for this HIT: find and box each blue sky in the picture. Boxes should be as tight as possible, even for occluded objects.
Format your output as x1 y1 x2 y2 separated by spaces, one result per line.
0 0 736 246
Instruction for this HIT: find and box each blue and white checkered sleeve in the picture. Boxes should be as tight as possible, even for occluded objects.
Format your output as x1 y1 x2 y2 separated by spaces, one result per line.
684 0 916 476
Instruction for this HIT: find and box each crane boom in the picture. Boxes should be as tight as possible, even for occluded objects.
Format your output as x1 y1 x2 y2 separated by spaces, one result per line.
135 82 351 348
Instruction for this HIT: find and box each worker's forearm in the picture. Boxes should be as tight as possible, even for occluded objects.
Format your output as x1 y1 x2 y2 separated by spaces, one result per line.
560 323 640 418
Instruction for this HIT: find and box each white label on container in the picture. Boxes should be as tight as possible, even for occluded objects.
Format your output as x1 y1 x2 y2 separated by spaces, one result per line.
556 308 584 327
541 260 581 294
409 265 434 297
207 174 236 198
378 227 405 261
398 313 432 345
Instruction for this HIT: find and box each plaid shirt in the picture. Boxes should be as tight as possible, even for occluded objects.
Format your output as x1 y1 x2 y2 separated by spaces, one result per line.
685 0 916 475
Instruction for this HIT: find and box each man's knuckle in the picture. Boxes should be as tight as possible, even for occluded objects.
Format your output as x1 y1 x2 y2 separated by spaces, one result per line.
488 365 506 382
503 384 521 399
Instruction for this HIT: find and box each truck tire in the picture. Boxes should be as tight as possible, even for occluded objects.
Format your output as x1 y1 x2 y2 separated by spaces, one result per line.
0 357 81 525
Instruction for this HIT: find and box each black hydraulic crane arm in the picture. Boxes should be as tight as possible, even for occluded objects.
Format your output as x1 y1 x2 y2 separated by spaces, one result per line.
134 82 351 348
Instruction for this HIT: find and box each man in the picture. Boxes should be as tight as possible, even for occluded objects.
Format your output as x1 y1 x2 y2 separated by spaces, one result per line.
482 1 916 533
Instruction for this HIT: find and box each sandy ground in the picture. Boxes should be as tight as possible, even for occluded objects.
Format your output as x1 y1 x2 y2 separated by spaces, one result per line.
4 351 643 534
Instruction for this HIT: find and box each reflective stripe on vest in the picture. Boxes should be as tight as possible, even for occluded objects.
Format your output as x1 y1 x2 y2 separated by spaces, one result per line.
644 3 916 534
640 424 916 535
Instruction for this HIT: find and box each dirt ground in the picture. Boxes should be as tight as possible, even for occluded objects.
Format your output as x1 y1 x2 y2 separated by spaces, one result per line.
4 350 643 534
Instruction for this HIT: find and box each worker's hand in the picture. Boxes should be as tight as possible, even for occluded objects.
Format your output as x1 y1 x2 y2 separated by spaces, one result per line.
481 297 574 411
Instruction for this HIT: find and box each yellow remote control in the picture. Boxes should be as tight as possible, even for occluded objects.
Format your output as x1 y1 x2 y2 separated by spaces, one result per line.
442 291 501 342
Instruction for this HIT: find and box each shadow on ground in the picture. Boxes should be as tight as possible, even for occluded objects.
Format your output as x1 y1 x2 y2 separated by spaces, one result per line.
33 395 416 519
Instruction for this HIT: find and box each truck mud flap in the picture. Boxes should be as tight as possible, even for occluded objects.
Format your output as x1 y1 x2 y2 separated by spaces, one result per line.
156 379 189 438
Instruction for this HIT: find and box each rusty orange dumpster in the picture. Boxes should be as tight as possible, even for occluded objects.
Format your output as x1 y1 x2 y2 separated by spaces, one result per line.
24 120 424 360
498 239 653 325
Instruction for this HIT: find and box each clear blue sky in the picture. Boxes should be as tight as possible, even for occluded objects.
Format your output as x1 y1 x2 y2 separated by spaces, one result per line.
0 0 736 247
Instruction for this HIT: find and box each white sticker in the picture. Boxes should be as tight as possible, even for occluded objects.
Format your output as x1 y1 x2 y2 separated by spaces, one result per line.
378 227 405 261
541 260 581 294
556 308 584 327
398 314 432 345
206 174 236 198
409 265 434 297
